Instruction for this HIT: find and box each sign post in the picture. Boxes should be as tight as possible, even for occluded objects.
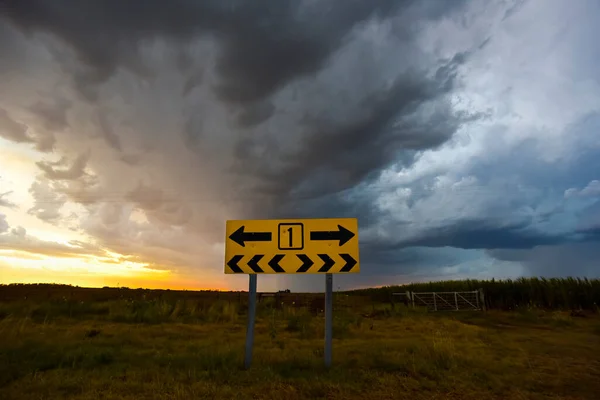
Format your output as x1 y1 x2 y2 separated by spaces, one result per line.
224 218 359 368
244 274 257 370
324 273 333 368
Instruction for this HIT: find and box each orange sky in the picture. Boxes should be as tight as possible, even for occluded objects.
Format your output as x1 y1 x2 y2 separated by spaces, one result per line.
0 142 224 290
0 135 232 290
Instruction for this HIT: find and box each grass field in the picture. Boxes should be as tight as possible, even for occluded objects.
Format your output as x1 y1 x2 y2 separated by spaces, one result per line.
1 295 600 399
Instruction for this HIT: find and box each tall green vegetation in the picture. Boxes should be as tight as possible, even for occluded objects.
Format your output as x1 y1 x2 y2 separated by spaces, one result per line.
347 277 600 311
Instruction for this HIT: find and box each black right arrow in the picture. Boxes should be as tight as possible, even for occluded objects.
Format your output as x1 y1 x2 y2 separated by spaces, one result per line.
229 226 272 247
339 253 357 272
296 254 314 273
310 224 355 246
268 254 285 273
317 254 335 273
227 255 244 273
247 254 264 273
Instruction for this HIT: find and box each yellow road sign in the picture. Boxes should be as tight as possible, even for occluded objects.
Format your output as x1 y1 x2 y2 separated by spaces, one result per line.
224 218 359 274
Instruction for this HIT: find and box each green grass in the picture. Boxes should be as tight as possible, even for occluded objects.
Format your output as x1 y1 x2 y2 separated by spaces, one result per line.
0 299 599 400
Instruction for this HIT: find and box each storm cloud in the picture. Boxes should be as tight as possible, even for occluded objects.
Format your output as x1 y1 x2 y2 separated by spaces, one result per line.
1 0 599 290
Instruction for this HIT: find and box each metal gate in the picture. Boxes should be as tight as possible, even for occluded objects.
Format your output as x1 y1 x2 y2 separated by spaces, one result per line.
411 290 482 311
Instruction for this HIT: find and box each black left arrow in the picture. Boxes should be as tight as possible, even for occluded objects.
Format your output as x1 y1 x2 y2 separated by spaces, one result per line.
229 226 272 247
317 254 335 273
248 254 264 273
268 254 285 273
310 224 355 246
227 255 244 273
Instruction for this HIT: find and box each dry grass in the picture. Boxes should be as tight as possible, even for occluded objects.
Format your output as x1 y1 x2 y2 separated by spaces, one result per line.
0 299 599 400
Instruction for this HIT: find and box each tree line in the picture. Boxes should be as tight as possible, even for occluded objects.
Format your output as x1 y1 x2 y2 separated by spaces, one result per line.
347 277 600 311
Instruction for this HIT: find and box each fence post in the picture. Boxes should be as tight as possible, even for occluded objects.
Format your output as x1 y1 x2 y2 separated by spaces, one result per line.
478 288 486 311
433 293 437 311
411 291 415 308
454 292 458 311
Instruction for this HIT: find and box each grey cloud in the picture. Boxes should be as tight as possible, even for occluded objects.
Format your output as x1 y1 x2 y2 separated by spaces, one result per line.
0 191 17 209
399 219 567 250
566 180 600 199
97 111 122 151
502 0 528 21
0 108 33 143
98 203 123 226
489 242 600 278
6 0 598 288
0 0 471 109
28 99 71 132
0 0 400 103
230 56 472 211
27 178 66 222
78 203 207 271
235 101 275 128
182 68 204 98
11 226 26 237
126 183 166 212
126 183 193 227
0 213 8 233
36 152 90 181
574 201 600 238
119 154 142 166
1 0 482 287
35 133 56 152
0 224 108 258
0 107 54 151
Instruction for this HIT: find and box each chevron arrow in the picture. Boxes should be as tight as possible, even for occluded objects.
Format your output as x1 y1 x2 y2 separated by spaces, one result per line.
229 226 272 247
339 253 357 272
296 254 314 273
317 254 335 273
247 254 264 273
310 224 355 246
227 255 244 273
268 254 285 273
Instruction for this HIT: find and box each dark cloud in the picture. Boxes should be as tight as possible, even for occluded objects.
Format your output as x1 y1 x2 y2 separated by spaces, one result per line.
4 0 599 288
97 111 122 152
472 112 600 192
235 101 275 128
1 0 474 216
28 99 70 132
400 219 568 249
0 107 56 151
34 133 56 153
0 108 33 143
0 0 413 103
230 56 472 214
119 154 142 166
574 201 600 239
126 183 193 227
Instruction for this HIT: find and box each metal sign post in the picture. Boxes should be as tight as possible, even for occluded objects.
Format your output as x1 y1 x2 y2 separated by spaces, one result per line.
324 273 333 368
244 274 257 369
